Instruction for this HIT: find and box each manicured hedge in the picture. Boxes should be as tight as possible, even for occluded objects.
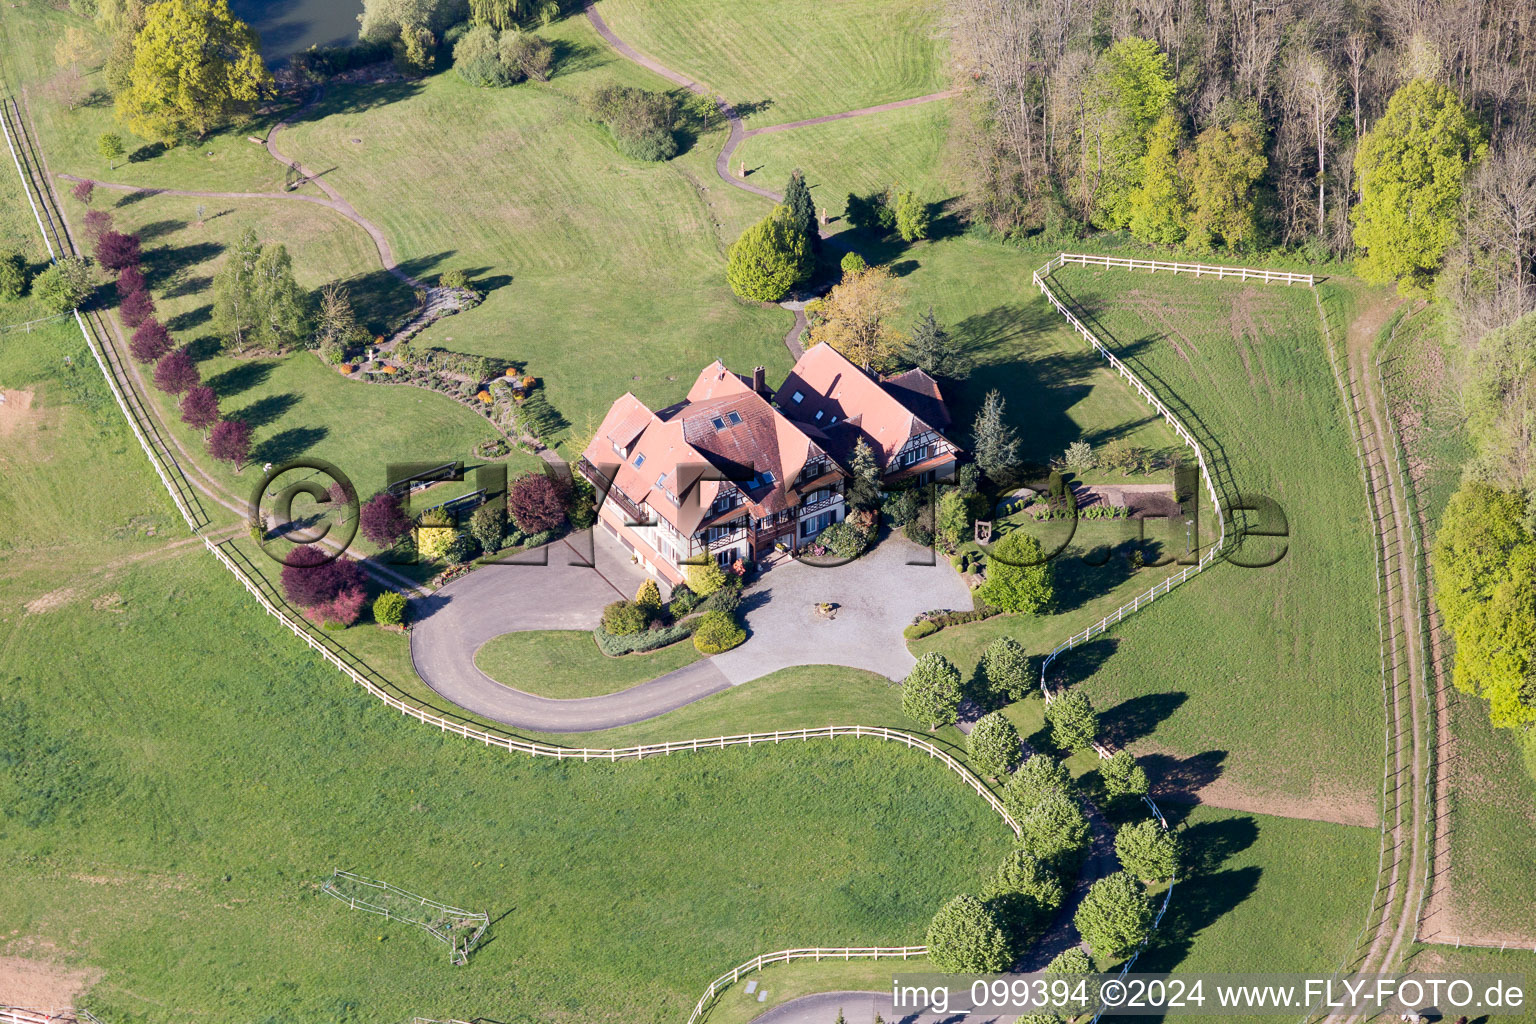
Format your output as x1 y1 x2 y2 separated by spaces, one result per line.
594 621 694 656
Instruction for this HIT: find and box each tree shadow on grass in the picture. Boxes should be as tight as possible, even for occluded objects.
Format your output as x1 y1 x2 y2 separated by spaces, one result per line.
146 240 223 288
1103 692 1188 748
165 303 213 335
1047 543 1138 613
252 425 329 465
165 273 212 300
135 219 185 243
1037 634 1119 691
1142 749 1228 805
204 359 274 397
234 391 300 430
548 37 605 77
288 79 428 125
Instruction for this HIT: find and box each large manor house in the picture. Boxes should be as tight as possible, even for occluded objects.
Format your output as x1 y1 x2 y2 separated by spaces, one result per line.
578 344 961 585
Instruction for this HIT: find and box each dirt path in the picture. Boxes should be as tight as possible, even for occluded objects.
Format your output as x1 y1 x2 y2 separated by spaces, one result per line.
1322 288 1428 1023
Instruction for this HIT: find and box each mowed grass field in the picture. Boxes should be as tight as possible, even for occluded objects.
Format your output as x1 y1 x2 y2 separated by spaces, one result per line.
278 13 793 453
594 0 947 125
1377 307 1536 942
90 190 543 503
733 100 956 224
0 327 1012 1023
1033 268 1381 820
476 629 702 699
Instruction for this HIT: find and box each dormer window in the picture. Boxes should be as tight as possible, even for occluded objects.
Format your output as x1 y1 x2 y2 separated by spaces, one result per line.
791 391 804 403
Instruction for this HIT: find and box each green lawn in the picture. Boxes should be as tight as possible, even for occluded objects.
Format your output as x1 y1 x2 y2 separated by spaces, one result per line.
476 628 702 699
82 191 542 509
733 99 956 220
277 14 793 455
0 1 307 196
594 0 947 126
0 325 1013 1024
1010 268 1382 816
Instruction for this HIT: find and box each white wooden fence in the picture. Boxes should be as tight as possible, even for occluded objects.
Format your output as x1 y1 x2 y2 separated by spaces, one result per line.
1051 251 1314 286
1032 253 1238 685
685 946 926 1024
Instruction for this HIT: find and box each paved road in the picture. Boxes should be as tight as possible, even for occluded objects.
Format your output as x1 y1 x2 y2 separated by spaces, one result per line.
408 532 734 732
409 532 970 732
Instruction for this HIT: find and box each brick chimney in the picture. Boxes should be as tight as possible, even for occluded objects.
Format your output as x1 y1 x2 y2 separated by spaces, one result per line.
752 365 767 395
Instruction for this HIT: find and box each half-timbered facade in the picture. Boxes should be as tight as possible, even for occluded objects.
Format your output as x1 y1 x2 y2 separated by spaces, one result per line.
578 352 960 586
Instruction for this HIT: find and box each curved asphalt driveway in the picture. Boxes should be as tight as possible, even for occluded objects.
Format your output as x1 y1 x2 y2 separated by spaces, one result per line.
409 531 971 734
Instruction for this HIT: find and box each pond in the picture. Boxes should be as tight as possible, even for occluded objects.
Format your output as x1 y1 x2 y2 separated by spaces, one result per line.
229 0 365 65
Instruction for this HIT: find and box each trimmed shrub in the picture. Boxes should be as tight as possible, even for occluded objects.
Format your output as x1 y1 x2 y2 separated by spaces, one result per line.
976 530 1054 614
444 533 478 563
685 560 727 597
595 620 694 655
602 600 647 636
903 619 939 640
416 525 457 562
373 590 408 626
469 503 506 554
817 520 868 559
839 251 868 275
668 583 699 615
693 609 746 654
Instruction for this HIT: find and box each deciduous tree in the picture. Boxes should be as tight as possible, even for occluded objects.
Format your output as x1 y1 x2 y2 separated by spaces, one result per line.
1074 871 1152 960
0 250 26 302
926 894 1012 973
968 711 1023 777
1352 79 1485 292
806 265 904 371
507 471 570 534
1115 819 1181 881
1185 121 1268 252
33 257 94 313
981 635 1031 702
179 384 220 435
119 286 154 327
115 0 274 144
977 530 1053 614
1045 690 1097 751
1002 753 1072 821
895 189 931 241
94 229 141 271
1127 113 1184 244
97 132 124 168
1100 749 1150 801
129 322 172 366
360 492 413 547
208 416 252 470
153 346 199 395
901 651 963 729
1018 789 1091 870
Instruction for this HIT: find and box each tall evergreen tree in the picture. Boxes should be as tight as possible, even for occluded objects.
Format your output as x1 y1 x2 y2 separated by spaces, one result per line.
904 307 971 379
782 167 819 251
847 437 882 510
972 389 1020 480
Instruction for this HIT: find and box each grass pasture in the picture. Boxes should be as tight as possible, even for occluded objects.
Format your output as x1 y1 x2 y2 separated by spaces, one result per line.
0 327 1013 1024
1028 267 1381 820
594 0 947 125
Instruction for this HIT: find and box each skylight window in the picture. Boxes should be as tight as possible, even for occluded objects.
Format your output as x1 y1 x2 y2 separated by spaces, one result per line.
791 391 804 403
727 410 742 425
711 417 727 431
814 410 824 421
762 470 775 484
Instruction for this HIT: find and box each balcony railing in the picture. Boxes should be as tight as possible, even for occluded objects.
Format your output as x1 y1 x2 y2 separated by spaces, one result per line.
799 492 842 516
704 527 746 550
